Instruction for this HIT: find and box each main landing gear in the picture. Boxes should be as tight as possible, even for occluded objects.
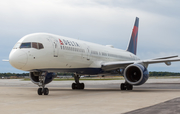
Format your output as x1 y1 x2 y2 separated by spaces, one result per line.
72 74 85 90
120 82 133 90
37 74 49 95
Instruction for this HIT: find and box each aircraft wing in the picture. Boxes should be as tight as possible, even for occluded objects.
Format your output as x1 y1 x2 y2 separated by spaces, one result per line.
102 56 180 71
102 61 134 71
152 55 178 60
141 57 180 66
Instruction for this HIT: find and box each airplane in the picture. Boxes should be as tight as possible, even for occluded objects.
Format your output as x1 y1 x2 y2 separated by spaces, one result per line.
7 17 180 95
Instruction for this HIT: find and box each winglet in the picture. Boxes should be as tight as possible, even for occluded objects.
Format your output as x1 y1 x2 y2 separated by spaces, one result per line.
127 17 139 55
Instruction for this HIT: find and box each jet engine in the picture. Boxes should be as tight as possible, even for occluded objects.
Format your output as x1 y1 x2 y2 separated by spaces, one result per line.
30 72 57 85
124 64 149 85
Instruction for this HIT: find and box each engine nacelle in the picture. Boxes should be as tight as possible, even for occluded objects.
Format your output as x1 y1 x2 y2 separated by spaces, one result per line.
124 64 149 85
30 72 57 85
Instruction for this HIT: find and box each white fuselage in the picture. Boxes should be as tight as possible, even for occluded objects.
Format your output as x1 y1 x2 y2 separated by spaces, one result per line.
9 33 140 75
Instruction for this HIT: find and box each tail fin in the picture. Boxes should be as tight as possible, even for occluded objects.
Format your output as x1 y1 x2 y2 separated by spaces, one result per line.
127 17 139 55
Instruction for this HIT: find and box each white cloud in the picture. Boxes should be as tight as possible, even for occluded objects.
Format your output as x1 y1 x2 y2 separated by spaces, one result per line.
0 0 180 72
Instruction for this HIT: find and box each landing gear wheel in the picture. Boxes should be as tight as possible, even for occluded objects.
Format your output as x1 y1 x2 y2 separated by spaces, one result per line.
37 88 43 95
44 88 49 95
72 83 76 89
127 84 133 90
80 83 84 89
120 83 126 90
72 83 85 89
120 83 133 90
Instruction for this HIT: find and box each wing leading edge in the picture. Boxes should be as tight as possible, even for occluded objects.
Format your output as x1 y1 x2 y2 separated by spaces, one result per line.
102 56 180 71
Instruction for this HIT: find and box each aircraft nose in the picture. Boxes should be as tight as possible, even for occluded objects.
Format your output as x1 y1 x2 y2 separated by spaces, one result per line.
9 50 28 69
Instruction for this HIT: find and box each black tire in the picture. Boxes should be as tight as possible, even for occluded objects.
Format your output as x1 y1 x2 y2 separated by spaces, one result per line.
127 84 133 90
120 83 126 90
44 88 49 95
37 88 43 95
80 83 85 89
76 83 81 89
72 83 76 89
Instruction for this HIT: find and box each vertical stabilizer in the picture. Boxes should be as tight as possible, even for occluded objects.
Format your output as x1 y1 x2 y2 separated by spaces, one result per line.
127 17 139 55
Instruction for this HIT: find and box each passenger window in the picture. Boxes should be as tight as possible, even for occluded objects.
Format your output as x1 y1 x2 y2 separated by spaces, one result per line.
38 43 44 49
32 42 38 49
20 43 31 48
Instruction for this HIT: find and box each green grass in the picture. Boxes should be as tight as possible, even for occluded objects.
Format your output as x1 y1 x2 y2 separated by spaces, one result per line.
149 76 180 79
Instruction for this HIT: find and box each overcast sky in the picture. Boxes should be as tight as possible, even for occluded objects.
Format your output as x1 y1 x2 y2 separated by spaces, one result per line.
0 0 180 73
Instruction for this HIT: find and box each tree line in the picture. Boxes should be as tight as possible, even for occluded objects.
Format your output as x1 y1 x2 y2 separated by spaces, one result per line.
0 72 180 77
149 71 180 76
0 73 29 77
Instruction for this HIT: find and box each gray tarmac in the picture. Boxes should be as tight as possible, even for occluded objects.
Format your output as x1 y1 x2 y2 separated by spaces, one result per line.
124 97 180 114
0 79 180 114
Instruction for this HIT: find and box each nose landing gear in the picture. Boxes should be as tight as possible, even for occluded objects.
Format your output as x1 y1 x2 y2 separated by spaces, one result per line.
37 74 49 95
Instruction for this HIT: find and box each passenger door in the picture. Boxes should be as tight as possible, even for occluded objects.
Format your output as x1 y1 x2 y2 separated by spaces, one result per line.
51 37 59 57
83 43 91 61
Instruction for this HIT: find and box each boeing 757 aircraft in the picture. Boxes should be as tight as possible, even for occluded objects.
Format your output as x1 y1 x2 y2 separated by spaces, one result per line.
8 17 180 95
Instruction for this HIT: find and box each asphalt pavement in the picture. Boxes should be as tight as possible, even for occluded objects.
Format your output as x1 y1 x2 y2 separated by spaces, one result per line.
0 79 180 114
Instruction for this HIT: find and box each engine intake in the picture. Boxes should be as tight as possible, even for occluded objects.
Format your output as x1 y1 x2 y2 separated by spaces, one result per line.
124 64 149 85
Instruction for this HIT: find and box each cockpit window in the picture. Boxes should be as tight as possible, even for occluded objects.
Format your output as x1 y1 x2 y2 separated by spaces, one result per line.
18 42 44 49
20 43 31 48
13 43 21 49
32 42 38 49
38 43 44 49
